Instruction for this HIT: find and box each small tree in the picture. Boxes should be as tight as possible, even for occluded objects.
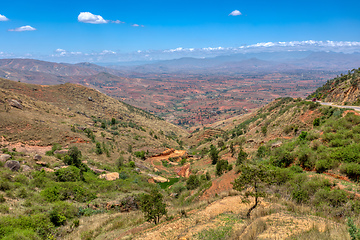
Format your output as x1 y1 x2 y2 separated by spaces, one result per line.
232 163 273 218
209 144 219 165
139 189 167 225
236 148 248 166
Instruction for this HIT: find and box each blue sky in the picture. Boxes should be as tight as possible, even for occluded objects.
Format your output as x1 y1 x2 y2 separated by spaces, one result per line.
1 0 360 62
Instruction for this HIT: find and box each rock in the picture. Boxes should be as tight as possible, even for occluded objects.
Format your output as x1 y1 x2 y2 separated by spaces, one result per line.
41 167 54 172
147 173 169 183
168 161 179 166
0 154 11 162
33 154 42 161
88 97 93 101
271 141 282 148
99 172 119 181
36 161 47 166
134 168 141 172
135 162 150 171
5 160 20 171
90 167 107 174
106 196 138 211
8 99 23 109
177 164 191 178
53 149 68 155
21 165 32 172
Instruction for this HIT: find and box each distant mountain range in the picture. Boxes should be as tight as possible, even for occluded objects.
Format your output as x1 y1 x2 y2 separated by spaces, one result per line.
0 51 359 85
108 51 360 74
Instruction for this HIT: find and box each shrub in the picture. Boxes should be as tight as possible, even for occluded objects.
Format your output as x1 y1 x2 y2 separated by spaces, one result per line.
55 166 81 182
186 175 200 190
340 163 360 181
134 151 146 160
271 150 294 168
1 229 41 240
313 118 320 126
314 189 347 207
129 161 135 168
216 160 229 176
237 148 248 165
41 186 65 202
315 159 336 173
95 142 103 155
299 131 308 140
292 188 309 203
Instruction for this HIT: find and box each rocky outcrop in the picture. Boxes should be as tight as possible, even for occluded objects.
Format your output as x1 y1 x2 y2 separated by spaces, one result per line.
0 154 11 162
177 164 191 178
54 149 68 155
99 172 119 181
147 173 169 183
105 196 138 211
5 160 20 171
8 99 23 109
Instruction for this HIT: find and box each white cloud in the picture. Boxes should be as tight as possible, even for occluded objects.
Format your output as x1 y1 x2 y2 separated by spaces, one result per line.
112 20 124 24
8 25 36 32
132 24 139 27
78 12 108 24
229 10 242 16
0 14 9 21
55 48 66 52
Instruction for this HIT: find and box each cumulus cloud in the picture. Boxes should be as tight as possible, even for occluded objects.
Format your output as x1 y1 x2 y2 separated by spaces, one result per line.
229 10 242 16
8 25 36 32
78 12 108 24
0 14 9 21
55 48 66 53
132 24 139 27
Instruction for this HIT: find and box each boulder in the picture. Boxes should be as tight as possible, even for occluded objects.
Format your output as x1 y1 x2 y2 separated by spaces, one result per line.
36 161 47 166
41 167 54 172
8 99 23 109
99 172 119 181
147 173 169 183
21 165 32 172
54 149 68 155
5 160 20 171
0 154 11 162
33 154 42 161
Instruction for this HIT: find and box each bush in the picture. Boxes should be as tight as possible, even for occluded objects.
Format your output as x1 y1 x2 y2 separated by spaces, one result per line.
271 149 294 168
340 163 360 181
1 229 41 240
315 159 336 173
236 148 248 165
186 175 200 190
216 160 229 176
314 189 348 207
134 151 146 160
55 166 81 182
41 186 65 202
313 118 320 126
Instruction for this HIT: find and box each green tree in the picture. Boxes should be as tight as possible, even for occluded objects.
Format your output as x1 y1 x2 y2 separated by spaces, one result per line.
232 163 273 218
229 142 235 157
209 144 219 165
64 146 82 168
236 148 248 166
139 189 167 225
216 160 229 176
